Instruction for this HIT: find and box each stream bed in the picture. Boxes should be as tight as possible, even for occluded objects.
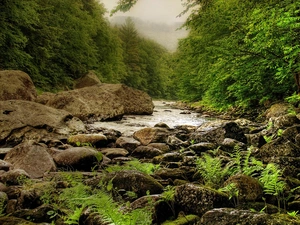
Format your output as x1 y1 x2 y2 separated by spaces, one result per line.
91 101 209 136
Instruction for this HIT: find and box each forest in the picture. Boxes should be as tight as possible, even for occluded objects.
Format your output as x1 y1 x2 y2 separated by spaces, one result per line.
1 0 300 111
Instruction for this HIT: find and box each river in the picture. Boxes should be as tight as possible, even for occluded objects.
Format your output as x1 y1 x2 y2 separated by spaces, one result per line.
90 101 208 136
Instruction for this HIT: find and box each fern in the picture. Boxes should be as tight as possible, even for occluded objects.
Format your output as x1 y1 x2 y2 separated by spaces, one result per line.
59 172 83 187
85 190 152 225
58 183 152 225
196 153 229 189
64 206 85 225
219 183 239 207
105 159 160 175
259 163 286 212
59 183 92 209
243 157 264 177
228 146 264 177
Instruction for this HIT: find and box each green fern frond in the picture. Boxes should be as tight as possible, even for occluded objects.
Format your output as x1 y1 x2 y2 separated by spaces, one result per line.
196 153 228 188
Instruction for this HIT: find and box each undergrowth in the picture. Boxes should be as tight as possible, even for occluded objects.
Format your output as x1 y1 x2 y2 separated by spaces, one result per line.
58 181 153 224
105 158 160 175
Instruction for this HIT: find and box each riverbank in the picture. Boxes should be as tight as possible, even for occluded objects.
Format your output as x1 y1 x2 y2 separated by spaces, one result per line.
1 71 300 224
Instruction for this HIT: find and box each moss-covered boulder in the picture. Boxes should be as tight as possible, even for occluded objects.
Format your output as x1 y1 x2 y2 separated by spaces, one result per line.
103 170 164 198
174 184 230 216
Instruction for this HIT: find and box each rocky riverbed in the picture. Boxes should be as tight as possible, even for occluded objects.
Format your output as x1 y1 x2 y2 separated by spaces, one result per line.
0 70 300 225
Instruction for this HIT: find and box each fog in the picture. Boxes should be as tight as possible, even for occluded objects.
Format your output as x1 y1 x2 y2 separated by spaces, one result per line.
100 0 187 23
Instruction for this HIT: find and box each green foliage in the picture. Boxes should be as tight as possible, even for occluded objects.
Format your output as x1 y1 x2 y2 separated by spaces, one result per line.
173 0 300 109
285 93 300 106
105 159 160 175
195 153 230 189
228 146 264 177
58 172 84 187
219 183 239 207
287 211 299 218
259 163 286 212
0 0 172 98
58 183 152 225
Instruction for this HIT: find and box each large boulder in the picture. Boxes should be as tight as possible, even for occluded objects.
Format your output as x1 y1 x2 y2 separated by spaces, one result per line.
264 103 292 119
103 170 164 198
3 142 56 179
0 70 37 101
190 120 247 146
74 71 101 89
0 100 86 146
133 127 170 145
43 83 154 121
175 183 230 216
223 174 263 202
52 147 102 171
199 208 300 225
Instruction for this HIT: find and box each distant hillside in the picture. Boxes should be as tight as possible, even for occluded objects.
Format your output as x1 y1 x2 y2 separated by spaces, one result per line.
110 16 189 52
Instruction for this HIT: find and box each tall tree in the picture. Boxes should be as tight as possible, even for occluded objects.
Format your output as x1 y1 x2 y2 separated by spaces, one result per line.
0 0 39 71
118 17 142 88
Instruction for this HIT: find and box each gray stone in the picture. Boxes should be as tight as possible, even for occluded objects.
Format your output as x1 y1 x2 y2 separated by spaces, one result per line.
4 142 56 178
0 70 37 101
0 100 86 146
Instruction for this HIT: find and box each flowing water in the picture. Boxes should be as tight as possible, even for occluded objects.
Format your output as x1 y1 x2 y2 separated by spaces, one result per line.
90 101 208 136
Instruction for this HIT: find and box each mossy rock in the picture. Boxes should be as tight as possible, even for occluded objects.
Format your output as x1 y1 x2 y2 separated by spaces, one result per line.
0 216 37 225
162 214 200 225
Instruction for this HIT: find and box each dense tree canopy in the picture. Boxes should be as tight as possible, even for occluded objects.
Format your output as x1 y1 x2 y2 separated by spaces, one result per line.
0 0 173 98
1 0 300 109
115 0 300 110
173 0 300 109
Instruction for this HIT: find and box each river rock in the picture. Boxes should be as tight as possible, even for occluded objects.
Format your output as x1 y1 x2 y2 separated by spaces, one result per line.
199 208 300 225
221 138 246 152
188 142 218 154
44 83 154 121
265 103 292 119
147 143 170 153
3 142 56 179
100 148 129 159
0 216 40 225
0 159 12 171
154 167 195 181
133 127 170 145
0 100 86 147
0 169 30 185
74 71 101 89
190 120 247 146
175 183 230 216
272 114 300 129
223 174 263 202
35 92 56 105
0 70 37 101
281 125 300 144
52 147 102 171
116 136 141 152
67 134 107 147
103 170 164 198
153 152 183 164
258 138 300 160
131 146 163 158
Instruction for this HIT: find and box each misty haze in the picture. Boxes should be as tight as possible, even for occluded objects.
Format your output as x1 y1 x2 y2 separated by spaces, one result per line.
101 0 189 51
